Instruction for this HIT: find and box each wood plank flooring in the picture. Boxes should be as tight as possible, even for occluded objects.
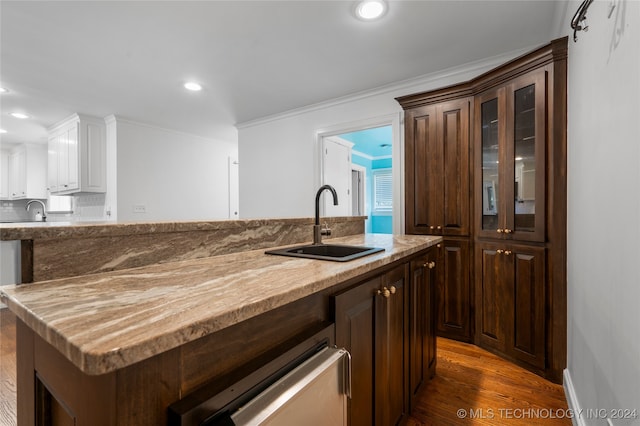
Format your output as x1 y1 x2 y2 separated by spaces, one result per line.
406 338 571 425
0 308 17 426
0 308 569 425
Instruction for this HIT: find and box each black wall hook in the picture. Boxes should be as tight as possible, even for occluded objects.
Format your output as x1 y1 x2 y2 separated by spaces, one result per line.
571 0 595 42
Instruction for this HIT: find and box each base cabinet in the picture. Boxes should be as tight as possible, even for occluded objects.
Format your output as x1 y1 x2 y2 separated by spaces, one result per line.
408 251 437 411
334 249 438 426
334 264 408 426
476 242 545 370
436 239 472 342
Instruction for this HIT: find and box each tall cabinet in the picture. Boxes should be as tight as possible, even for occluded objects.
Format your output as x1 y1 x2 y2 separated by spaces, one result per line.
400 95 474 343
397 37 567 382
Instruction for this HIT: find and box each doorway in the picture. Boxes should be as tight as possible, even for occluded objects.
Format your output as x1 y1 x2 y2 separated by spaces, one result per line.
320 124 394 234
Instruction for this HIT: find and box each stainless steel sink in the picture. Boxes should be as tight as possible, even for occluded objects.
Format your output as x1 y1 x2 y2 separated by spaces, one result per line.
265 244 384 262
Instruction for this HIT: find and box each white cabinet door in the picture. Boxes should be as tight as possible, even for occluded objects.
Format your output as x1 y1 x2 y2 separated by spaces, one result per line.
48 136 59 193
66 123 79 191
322 137 352 217
0 150 9 199
9 148 26 198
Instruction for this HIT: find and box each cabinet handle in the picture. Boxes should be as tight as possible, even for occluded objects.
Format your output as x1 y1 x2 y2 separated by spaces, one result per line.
429 225 435 230
428 261 436 269
497 228 504 233
378 287 391 298
497 249 504 254
504 250 512 256
389 286 396 295
504 228 512 234
436 225 442 230
436 244 442 249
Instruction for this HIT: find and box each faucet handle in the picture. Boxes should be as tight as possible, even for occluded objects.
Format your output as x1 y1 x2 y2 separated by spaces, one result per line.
321 222 332 236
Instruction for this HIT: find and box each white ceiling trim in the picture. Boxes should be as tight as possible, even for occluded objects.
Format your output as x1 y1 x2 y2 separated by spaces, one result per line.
236 44 538 130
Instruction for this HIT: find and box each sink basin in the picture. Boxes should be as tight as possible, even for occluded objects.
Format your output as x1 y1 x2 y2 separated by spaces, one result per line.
265 244 384 262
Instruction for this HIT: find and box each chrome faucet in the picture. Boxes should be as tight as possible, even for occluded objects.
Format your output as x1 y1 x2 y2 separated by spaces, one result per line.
314 184 338 245
26 199 47 222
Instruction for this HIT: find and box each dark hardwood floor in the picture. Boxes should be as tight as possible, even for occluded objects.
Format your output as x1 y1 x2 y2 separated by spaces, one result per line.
0 308 17 426
0 308 569 425
407 338 570 425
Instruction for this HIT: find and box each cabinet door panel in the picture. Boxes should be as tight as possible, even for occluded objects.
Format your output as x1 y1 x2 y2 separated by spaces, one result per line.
475 88 507 239
507 71 547 242
406 106 440 234
441 100 470 236
477 244 507 352
409 259 426 404
377 266 407 426
408 252 436 410
510 246 545 368
335 277 380 426
437 239 471 341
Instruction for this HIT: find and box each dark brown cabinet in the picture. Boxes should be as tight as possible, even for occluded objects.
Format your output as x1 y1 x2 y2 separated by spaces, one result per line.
476 242 545 370
399 94 473 343
436 239 472 342
475 70 547 243
404 98 471 237
398 37 567 383
408 251 437 411
334 263 409 426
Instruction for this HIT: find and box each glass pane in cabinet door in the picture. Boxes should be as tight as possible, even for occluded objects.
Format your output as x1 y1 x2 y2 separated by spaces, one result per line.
481 98 499 231
513 84 536 232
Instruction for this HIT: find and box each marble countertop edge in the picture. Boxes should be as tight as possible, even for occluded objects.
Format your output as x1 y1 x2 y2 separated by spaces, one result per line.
0 216 366 241
0 234 441 375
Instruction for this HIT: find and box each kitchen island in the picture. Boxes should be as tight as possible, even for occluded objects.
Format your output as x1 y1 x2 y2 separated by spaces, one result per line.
1 232 441 425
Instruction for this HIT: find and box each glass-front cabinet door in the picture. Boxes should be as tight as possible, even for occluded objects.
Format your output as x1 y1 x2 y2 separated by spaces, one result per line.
475 70 546 242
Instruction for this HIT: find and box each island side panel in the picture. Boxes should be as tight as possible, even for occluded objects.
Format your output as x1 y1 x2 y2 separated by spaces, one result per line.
179 289 331 394
17 319 117 426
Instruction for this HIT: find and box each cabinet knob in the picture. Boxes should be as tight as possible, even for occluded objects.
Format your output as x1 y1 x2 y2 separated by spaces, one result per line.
497 249 504 254
436 225 442 230
436 244 442 249
429 226 435 230
378 288 391 298
428 262 436 269
504 229 512 234
389 286 396 295
504 250 512 256
497 228 504 233
423 263 428 268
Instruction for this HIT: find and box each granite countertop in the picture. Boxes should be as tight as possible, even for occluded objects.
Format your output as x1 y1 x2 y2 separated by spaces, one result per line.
1 233 441 375
0 217 365 241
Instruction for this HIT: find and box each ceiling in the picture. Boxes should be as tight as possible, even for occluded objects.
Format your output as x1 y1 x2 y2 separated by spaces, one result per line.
0 1 564 147
340 126 392 158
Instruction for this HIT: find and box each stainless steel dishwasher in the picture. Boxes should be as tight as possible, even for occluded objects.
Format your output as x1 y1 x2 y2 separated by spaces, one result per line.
168 324 351 426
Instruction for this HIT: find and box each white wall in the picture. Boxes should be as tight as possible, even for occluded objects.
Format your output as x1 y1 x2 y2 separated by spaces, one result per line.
115 118 237 222
237 47 533 220
563 1 640 424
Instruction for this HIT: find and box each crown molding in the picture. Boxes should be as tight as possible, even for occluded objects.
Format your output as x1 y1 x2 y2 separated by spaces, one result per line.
236 44 536 130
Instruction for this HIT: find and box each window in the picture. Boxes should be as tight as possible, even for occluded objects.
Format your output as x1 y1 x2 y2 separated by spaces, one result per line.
373 168 392 213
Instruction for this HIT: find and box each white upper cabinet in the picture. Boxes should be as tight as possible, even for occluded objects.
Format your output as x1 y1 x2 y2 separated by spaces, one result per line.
48 114 106 195
6 144 47 200
0 150 9 199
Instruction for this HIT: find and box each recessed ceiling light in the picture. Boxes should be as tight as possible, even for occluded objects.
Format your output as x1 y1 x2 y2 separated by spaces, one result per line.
0 129 7 134
184 82 202 91
355 0 387 20
0 88 8 93
10 112 29 119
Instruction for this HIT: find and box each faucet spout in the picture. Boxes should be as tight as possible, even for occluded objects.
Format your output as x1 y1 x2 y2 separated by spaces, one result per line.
26 199 47 222
314 185 338 244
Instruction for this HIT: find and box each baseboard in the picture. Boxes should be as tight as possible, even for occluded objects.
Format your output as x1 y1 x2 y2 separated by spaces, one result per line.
564 368 586 426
